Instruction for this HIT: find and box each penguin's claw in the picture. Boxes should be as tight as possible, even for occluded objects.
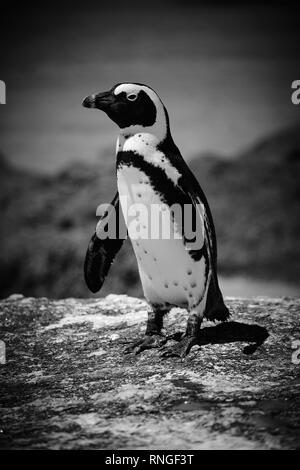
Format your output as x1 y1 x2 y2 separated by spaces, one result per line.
124 334 167 355
160 336 198 358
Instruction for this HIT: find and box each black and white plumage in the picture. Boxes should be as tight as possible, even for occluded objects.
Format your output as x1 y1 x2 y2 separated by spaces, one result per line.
82 83 230 357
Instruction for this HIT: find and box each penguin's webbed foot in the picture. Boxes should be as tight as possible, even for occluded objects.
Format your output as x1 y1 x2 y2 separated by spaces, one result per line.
124 334 167 355
160 335 198 358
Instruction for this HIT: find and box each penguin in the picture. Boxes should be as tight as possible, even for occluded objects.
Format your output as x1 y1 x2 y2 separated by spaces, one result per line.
82 82 230 357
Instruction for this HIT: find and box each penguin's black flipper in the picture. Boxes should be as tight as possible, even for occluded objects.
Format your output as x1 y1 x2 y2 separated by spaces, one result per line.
84 192 127 293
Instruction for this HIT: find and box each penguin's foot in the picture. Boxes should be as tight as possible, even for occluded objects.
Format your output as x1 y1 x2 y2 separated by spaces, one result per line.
160 335 198 358
124 334 167 355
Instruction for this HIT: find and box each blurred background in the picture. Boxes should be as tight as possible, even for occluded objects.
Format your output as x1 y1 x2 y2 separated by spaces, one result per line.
0 0 299 299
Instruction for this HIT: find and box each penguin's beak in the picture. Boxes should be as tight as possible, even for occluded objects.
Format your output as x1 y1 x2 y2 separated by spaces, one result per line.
82 91 114 110
82 94 96 108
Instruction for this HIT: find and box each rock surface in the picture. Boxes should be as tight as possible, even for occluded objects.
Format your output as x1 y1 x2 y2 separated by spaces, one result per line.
0 294 299 450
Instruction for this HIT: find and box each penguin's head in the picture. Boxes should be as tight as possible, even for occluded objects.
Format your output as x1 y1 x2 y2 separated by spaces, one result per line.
82 83 169 141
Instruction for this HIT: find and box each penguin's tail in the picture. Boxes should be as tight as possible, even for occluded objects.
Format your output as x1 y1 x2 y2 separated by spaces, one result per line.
204 276 230 322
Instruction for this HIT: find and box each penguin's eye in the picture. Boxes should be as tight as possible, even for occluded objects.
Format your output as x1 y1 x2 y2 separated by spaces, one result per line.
127 94 137 101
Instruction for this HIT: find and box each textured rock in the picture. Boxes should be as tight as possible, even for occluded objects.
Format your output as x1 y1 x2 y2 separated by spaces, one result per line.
0 294 299 450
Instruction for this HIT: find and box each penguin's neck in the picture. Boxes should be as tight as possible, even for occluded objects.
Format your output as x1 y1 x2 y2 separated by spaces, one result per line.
116 103 175 154
116 121 176 157
116 131 162 155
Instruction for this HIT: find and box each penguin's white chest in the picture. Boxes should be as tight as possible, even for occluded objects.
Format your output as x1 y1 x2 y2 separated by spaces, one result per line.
117 165 206 308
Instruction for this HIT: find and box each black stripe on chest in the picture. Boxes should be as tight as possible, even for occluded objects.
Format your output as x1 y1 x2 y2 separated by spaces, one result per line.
117 150 205 262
